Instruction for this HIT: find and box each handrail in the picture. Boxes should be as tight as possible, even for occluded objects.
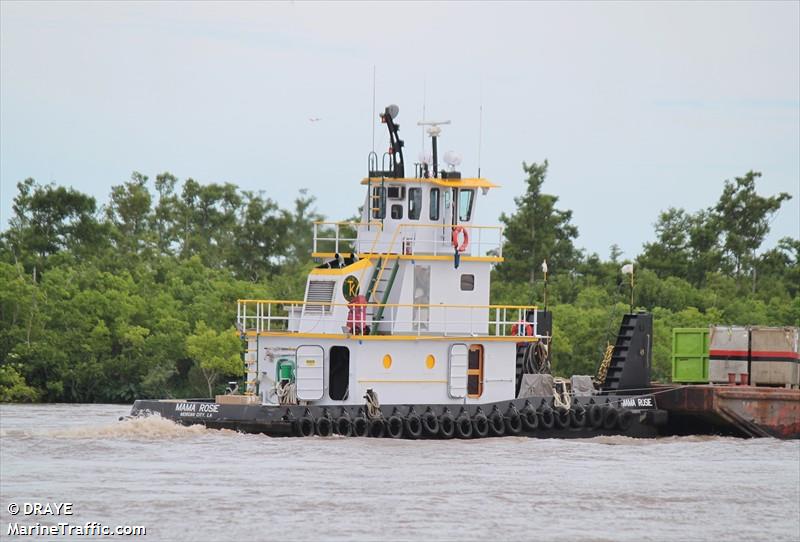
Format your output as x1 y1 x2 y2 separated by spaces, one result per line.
237 299 540 338
313 221 504 258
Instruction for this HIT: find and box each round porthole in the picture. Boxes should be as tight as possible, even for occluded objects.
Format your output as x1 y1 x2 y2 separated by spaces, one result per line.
382 354 392 369
425 354 436 369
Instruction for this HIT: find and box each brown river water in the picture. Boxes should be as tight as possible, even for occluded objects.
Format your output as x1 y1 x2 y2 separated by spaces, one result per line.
1 404 798 541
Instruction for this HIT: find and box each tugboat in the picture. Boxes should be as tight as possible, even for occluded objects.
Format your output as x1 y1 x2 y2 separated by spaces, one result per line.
131 105 667 439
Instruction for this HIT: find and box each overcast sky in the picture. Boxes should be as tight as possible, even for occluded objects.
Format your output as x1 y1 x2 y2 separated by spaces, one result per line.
1 1 798 261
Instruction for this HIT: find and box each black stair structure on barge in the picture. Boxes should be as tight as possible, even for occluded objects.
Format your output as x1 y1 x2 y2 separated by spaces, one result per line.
601 312 652 393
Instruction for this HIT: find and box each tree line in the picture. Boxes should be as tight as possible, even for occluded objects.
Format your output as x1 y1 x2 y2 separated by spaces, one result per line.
0 167 796 401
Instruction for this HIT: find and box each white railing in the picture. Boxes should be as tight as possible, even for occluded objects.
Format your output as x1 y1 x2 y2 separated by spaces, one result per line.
312 221 504 258
237 300 539 338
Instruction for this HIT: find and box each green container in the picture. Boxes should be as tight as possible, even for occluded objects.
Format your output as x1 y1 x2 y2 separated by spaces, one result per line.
672 328 710 383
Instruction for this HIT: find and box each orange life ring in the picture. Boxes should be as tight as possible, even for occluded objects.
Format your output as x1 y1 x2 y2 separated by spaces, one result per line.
451 226 469 253
511 320 534 337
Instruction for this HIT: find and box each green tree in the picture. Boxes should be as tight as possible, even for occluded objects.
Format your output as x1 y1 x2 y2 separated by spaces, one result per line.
496 161 579 284
185 321 243 397
714 171 791 282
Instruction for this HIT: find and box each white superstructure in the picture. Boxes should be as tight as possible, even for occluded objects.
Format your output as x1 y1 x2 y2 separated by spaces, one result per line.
237 105 545 408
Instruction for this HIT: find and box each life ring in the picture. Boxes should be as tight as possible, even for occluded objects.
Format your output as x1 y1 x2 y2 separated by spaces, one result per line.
451 226 469 253
511 320 534 337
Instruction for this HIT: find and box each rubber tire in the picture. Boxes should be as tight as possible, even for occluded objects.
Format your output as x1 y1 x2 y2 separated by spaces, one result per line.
316 417 333 437
472 414 490 438
603 407 620 430
617 409 634 432
422 412 439 436
505 412 523 435
336 416 353 437
588 404 604 429
455 416 473 439
352 417 368 437
553 408 570 429
404 414 423 439
298 417 315 437
387 415 405 438
489 412 505 436
368 417 386 438
570 407 587 429
439 413 456 439
538 408 555 430
521 407 539 431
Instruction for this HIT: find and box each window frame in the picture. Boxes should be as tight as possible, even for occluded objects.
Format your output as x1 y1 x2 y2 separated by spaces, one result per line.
408 187 422 220
429 187 440 221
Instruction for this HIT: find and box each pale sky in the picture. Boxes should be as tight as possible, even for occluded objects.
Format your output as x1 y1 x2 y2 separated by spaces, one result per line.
1 1 798 261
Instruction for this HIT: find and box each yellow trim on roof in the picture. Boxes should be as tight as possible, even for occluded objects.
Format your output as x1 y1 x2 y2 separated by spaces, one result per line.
243 331 538 342
312 252 503 263
309 257 371 275
360 177 500 189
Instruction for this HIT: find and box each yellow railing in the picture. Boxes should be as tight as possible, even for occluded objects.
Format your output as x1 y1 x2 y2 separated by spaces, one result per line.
237 299 539 338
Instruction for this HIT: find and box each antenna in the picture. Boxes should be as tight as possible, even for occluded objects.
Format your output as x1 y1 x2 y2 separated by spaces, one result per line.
371 66 376 153
417 120 451 178
478 103 483 178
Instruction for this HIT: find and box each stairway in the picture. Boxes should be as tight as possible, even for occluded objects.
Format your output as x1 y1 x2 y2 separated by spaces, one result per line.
602 313 653 393
365 257 399 334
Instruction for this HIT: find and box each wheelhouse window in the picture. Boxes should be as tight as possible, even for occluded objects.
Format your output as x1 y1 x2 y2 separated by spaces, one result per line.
372 187 386 219
460 274 475 291
458 189 475 222
429 188 440 220
408 188 422 220
391 204 403 219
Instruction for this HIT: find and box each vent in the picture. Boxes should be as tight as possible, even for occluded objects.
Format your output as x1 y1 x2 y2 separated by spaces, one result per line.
305 280 335 313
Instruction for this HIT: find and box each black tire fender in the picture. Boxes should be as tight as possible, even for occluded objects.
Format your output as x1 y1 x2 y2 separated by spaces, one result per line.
455 415 473 439
422 411 439 436
404 414 423 439
439 413 456 439
603 407 620 430
618 409 635 431
352 416 368 437
538 407 555 430
315 416 333 437
387 415 404 438
472 413 489 438
588 404 604 429
298 416 315 437
335 416 353 437
368 417 386 438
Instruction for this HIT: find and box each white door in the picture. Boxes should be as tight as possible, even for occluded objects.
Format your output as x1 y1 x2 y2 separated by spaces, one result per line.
448 343 468 398
296 345 324 401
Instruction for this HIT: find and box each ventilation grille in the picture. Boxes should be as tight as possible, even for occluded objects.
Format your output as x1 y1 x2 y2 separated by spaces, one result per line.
305 280 335 313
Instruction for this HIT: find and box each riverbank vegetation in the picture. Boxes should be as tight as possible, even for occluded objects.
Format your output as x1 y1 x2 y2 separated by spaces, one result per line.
1 167 796 402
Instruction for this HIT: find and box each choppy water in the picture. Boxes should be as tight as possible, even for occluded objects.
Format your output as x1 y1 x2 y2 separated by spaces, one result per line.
1 404 798 542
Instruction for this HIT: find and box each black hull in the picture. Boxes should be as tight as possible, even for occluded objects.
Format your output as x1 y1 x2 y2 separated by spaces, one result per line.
131 394 666 439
